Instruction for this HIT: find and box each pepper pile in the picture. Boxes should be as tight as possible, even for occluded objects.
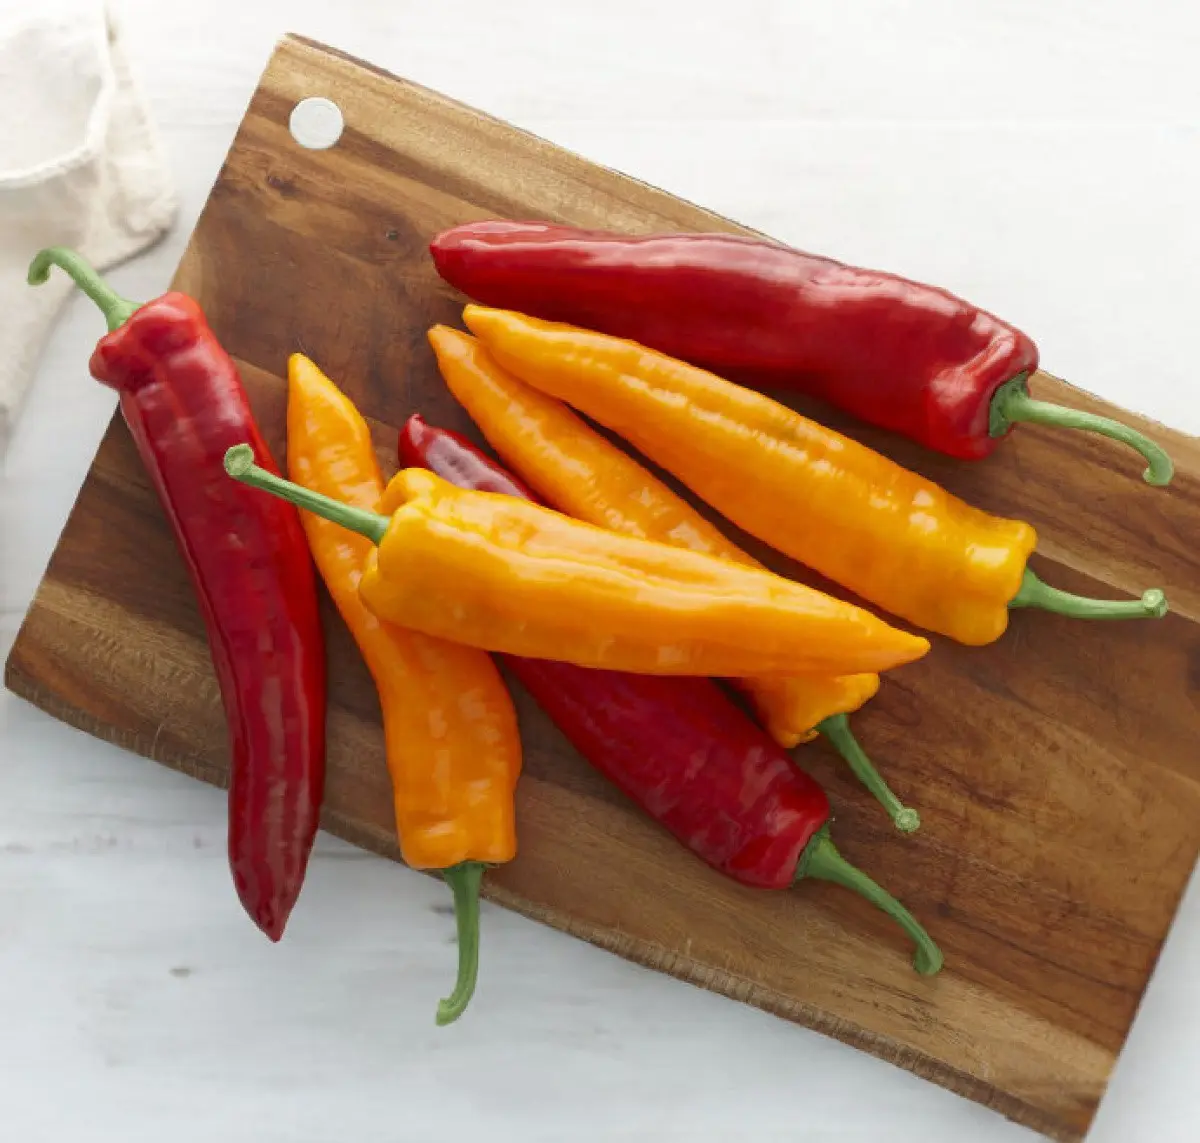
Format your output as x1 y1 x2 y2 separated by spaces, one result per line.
30 217 1173 1025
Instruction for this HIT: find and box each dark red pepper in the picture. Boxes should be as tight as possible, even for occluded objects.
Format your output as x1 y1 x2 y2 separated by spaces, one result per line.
430 221 1172 485
398 414 942 974
29 247 327 942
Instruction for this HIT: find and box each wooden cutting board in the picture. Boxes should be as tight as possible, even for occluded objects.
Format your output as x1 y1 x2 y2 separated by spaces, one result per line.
7 34 1200 1142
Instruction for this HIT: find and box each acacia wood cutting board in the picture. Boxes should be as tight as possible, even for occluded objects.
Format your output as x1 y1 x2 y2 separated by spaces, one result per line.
7 34 1200 1143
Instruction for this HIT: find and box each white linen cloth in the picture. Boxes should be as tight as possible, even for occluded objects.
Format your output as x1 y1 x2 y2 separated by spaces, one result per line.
0 1 176 460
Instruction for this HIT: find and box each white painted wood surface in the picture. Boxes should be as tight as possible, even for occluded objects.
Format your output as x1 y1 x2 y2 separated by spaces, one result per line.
3 2 1199 1139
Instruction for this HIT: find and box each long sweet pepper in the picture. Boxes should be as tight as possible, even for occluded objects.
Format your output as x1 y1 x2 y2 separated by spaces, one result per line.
221 448 930 679
284 353 521 1025
28 247 327 943
422 328 918 832
430 222 1173 485
403 414 943 976
461 306 1169 647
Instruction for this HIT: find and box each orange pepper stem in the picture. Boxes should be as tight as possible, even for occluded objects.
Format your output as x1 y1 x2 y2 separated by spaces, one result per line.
817 714 920 834
223 444 389 544
436 861 485 1026
28 246 139 332
797 826 943 975
1008 567 1167 621
989 373 1173 487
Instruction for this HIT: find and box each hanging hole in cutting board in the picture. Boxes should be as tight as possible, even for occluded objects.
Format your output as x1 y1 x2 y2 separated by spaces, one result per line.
289 97 344 149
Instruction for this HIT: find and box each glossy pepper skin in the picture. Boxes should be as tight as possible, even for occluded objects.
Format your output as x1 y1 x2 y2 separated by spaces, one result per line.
28 248 326 943
431 222 1172 484
462 306 1169 646
422 331 919 832
224 450 930 679
399 414 943 974
285 354 520 1024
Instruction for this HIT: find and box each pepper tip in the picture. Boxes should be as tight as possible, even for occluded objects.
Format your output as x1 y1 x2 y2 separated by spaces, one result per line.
434 999 463 1027
894 808 921 834
426 324 455 352
914 945 944 976
461 303 490 336
223 443 256 478
26 249 53 287
1143 458 1174 487
1142 588 1168 619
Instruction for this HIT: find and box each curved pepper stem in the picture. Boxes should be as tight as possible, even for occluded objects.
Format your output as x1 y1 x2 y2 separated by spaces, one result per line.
797 825 942 975
817 714 920 834
1009 567 1167 621
27 246 140 332
223 444 390 544
436 861 485 1026
989 373 1173 487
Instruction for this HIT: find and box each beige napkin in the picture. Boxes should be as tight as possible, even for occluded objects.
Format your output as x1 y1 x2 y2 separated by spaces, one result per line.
0 1 177 460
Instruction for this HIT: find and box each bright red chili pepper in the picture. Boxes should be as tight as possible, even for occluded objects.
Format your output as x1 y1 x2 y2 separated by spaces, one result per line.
429 221 1172 485
398 413 943 975
29 247 327 943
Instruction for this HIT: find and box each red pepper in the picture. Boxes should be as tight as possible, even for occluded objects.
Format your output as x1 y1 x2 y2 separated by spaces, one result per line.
430 221 1173 485
29 248 327 942
398 414 943 975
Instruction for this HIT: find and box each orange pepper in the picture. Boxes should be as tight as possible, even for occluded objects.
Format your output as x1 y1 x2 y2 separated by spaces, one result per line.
285 353 522 1026
227 450 930 681
428 325 918 832
462 306 1168 646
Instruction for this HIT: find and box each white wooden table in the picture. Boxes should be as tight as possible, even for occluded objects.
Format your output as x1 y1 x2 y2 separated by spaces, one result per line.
3 2 1199 1139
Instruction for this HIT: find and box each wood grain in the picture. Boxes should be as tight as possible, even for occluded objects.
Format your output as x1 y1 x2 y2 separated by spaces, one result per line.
6 34 1200 1142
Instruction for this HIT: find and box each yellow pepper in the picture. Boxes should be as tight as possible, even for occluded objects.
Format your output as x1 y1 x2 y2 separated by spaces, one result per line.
223 449 930 681
285 353 522 1025
462 305 1168 646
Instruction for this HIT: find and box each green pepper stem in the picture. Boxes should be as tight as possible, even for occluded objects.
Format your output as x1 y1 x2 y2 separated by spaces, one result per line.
223 444 389 544
1009 567 1167 621
817 714 920 834
27 246 139 332
797 825 943 975
989 373 1173 487
436 861 485 1026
